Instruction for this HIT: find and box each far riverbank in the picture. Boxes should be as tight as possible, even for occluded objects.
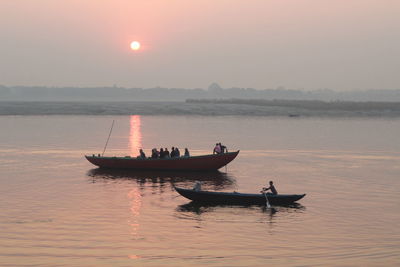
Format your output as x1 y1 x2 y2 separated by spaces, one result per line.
1 100 400 117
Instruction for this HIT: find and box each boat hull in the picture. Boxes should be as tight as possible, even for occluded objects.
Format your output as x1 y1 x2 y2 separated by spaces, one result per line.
85 151 239 171
175 187 306 205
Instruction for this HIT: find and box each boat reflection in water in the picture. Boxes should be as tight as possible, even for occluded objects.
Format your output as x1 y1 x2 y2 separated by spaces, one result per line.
176 201 305 222
86 168 236 191
177 201 305 213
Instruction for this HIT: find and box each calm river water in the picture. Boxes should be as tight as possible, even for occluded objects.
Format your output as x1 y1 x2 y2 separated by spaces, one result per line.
0 115 399 266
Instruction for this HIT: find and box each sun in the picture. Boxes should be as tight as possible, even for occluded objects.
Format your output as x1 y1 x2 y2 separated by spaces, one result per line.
130 41 141 51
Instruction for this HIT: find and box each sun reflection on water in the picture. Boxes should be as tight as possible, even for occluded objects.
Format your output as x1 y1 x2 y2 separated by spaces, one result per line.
127 186 142 260
129 115 142 157
127 187 142 238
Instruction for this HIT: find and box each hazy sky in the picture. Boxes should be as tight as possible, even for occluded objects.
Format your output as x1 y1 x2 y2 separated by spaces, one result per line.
1 0 399 90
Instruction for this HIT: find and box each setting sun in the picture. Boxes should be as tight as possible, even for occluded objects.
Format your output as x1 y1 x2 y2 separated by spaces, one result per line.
130 41 141 51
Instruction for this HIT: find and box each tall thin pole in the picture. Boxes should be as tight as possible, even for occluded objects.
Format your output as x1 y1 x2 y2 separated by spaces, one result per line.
102 120 115 156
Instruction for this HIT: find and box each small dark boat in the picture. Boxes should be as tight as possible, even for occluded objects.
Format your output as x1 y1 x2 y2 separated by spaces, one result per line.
85 151 239 171
174 187 306 205
288 114 300 117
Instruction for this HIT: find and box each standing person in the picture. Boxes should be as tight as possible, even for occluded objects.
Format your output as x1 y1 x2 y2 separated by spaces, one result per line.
175 147 181 157
184 148 190 157
263 181 278 195
213 143 221 154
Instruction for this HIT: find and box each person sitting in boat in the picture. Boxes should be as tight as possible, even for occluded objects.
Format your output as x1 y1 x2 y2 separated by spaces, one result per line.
263 181 278 195
184 148 190 157
213 143 221 154
164 148 170 158
138 149 146 159
170 147 177 158
193 181 202 191
159 148 165 158
219 143 228 153
151 148 159 159
175 147 181 157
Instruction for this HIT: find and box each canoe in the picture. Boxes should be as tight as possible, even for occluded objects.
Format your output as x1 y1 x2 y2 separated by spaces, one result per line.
174 187 306 205
85 150 239 171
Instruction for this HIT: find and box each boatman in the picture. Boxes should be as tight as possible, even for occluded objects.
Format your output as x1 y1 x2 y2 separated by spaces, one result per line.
263 181 278 195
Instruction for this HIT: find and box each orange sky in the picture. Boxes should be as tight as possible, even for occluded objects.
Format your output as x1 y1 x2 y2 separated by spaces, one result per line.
1 0 399 90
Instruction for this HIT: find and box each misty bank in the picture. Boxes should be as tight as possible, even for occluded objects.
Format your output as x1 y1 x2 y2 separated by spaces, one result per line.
1 100 400 117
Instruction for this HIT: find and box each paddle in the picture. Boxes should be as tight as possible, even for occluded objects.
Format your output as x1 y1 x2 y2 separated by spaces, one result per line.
261 189 271 209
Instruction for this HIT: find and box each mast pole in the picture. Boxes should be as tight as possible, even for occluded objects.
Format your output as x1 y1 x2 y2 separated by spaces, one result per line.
102 120 115 156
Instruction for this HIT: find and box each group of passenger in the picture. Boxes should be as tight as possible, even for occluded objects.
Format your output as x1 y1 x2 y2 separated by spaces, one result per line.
213 142 228 154
137 142 228 159
138 147 190 159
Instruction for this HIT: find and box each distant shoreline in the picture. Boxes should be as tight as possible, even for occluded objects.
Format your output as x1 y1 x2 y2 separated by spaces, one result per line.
2 85 400 102
1 100 400 117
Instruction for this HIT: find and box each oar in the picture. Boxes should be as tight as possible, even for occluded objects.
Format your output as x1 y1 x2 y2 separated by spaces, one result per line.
262 189 271 209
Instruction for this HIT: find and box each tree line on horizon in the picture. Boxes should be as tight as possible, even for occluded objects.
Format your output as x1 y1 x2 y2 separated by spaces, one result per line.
1 84 400 102
186 98 400 111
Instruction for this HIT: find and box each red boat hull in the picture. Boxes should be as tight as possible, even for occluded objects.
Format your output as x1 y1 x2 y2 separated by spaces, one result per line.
85 151 239 171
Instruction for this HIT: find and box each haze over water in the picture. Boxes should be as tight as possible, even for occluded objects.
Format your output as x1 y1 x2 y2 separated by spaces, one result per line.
0 115 399 266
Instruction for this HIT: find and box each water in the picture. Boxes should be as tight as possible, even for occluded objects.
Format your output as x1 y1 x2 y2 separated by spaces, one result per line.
0 115 399 266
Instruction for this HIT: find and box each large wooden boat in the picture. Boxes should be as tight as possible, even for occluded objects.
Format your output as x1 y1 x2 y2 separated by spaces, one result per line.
85 151 239 171
175 187 306 205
